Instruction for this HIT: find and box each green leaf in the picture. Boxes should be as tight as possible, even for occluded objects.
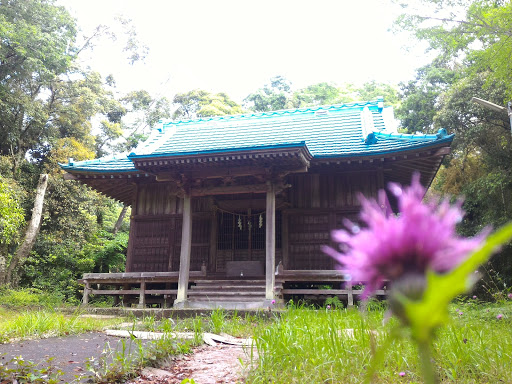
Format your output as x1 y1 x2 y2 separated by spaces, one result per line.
402 222 512 343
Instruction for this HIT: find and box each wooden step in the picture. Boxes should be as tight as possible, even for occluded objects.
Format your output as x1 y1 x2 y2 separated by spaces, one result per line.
190 285 265 291
188 290 264 296
188 296 265 302
194 280 265 285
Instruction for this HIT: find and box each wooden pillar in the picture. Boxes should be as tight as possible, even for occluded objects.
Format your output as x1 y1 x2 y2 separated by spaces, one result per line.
282 211 289 269
346 280 354 308
125 183 139 273
265 182 276 300
138 280 146 308
175 193 192 307
83 280 90 305
209 208 218 273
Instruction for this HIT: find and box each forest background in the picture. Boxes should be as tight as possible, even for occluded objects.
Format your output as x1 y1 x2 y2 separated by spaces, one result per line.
0 0 510 303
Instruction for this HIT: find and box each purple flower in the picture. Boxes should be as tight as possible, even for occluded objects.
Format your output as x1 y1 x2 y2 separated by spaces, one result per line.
458 311 463 316
472 295 477 299
323 173 487 297
508 293 512 300
399 372 406 377
497 314 503 320
271 299 276 305
326 305 331 310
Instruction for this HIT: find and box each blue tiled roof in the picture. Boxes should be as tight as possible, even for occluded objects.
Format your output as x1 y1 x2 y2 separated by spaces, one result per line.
61 99 453 173
61 155 138 173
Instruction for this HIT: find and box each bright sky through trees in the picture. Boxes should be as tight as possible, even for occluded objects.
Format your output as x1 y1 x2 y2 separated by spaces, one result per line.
62 0 430 103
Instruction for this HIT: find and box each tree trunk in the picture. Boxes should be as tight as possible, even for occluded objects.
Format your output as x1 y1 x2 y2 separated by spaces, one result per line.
0 245 8 285
5 174 49 285
113 205 128 235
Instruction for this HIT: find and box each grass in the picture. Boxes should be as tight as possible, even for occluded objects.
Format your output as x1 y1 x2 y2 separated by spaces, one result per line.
0 307 128 343
246 300 512 383
2 291 511 383
136 308 273 338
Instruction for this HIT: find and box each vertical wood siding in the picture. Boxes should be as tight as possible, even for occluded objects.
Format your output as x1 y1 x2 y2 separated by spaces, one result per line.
285 172 378 270
126 172 381 273
128 182 212 272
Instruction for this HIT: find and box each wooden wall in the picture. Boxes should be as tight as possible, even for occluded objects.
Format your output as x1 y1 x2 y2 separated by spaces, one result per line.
287 172 380 209
127 182 212 272
284 171 381 270
125 170 383 273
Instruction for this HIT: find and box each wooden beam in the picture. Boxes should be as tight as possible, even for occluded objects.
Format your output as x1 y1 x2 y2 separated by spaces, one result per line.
63 173 77 180
190 182 290 197
175 194 192 307
157 165 296 181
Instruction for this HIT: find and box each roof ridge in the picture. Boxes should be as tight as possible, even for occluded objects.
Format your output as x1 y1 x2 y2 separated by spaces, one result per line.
59 153 132 167
157 99 383 129
374 128 452 141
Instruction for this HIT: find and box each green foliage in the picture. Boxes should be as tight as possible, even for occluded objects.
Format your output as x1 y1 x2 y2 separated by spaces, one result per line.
400 222 512 344
394 0 512 100
85 333 193 383
324 296 343 309
0 176 25 247
395 1 512 287
291 82 342 107
395 58 458 133
0 356 64 383
0 288 64 307
173 89 243 120
0 307 126 342
244 75 293 112
210 308 227 334
247 77 400 112
16 177 129 300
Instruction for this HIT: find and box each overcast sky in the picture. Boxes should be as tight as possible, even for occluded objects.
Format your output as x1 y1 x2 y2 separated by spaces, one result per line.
62 0 429 103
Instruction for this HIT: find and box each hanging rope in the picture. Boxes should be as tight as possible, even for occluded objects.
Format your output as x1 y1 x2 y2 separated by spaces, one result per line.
213 203 287 217
214 204 286 231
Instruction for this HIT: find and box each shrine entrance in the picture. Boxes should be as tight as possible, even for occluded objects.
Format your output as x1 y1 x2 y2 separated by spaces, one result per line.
213 194 282 276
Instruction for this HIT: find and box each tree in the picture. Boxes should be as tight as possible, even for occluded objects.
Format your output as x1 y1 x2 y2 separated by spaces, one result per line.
395 59 458 133
4 174 48 285
394 0 512 100
291 82 344 107
0 0 81 171
290 81 400 109
172 89 243 120
0 176 25 282
0 0 137 291
244 75 293 112
116 90 172 153
394 1 512 290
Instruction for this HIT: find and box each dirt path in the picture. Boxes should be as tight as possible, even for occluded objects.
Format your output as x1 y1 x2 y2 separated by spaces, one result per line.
0 329 257 384
128 344 257 384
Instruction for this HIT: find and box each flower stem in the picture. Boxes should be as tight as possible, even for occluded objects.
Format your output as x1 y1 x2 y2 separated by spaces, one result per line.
418 340 437 384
